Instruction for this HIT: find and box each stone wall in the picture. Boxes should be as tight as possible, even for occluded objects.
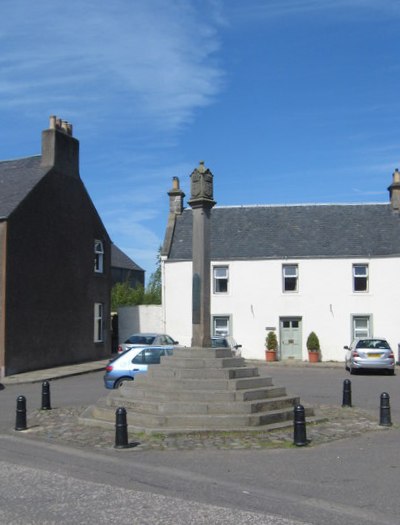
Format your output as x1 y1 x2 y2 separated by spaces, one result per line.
118 305 163 343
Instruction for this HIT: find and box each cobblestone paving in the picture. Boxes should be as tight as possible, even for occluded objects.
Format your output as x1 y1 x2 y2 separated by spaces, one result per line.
14 404 393 451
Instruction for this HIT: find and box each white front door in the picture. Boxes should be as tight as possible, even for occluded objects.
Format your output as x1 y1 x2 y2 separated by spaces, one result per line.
280 318 302 359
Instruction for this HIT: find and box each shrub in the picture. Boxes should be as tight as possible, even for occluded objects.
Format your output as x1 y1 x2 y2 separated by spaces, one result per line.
265 331 278 351
306 332 320 352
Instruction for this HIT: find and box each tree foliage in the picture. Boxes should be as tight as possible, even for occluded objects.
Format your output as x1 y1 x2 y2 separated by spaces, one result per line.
111 282 144 310
145 247 161 304
111 247 162 310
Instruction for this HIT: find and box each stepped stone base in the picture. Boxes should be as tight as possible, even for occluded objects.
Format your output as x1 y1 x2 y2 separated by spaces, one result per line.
81 347 314 434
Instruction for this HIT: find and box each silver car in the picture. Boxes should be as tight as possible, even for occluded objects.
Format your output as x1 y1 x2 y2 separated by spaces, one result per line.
212 336 242 357
117 332 178 354
344 338 395 375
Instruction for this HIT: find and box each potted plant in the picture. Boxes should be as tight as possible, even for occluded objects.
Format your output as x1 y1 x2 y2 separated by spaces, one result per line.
265 331 278 362
306 331 320 363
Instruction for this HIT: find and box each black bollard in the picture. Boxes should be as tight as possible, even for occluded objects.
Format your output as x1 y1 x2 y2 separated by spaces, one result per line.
15 395 27 431
293 404 308 446
41 381 52 410
379 392 392 426
342 379 352 407
115 407 129 448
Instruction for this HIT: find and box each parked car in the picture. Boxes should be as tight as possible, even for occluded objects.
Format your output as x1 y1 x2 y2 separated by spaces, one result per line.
117 332 178 354
344 337 395 375
212 336 242 356
104 345 174 389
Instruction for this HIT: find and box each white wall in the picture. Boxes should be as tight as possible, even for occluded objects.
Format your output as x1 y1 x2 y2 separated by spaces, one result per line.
118 305 163 344
163 257 400 361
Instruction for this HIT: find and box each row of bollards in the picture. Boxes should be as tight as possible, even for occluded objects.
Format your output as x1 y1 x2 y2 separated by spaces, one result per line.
13 379 393 447
15 381 52 431
293 381 393 446
14 381 135 448
341 379 392 426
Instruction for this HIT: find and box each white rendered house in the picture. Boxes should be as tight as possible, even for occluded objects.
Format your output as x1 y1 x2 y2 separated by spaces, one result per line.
161 169 400 362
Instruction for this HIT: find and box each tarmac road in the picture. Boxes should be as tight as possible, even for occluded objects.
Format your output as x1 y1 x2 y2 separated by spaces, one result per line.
0 434 311 525
1 361 399 524
0 426 398 525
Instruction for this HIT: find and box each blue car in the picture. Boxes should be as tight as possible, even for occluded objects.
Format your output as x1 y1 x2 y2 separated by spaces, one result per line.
104 345 174 389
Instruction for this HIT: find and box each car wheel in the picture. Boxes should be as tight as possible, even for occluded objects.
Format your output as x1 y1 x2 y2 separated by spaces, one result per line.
387 369 395 376
349 366 356 375
114 377 133 389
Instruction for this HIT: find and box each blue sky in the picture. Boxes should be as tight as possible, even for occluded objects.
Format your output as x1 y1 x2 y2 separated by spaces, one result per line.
1 0 399 278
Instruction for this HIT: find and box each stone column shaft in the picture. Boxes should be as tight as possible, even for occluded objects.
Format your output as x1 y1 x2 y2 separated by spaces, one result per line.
191 205 212 347
188 161 216 348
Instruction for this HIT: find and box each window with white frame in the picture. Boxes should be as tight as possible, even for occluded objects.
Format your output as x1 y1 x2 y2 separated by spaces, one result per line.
352 315 371 339
282 264 298 292
213 266 229 293
353 264 368 292
213 316 230 336
94 303 104 342
94 240 104 273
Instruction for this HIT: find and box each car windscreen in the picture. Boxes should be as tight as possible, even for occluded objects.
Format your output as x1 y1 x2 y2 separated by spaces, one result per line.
212 338 228 348
125 335 156 345
356 339 390 349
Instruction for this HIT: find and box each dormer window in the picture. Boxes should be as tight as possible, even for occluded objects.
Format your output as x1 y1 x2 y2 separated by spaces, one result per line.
94 240 104 273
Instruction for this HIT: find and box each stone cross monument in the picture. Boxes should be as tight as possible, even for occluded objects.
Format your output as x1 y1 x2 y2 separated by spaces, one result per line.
187 161 216 347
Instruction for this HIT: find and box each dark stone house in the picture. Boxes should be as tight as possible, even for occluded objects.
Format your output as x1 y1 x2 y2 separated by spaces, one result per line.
0 116 111 376
111 244 144 289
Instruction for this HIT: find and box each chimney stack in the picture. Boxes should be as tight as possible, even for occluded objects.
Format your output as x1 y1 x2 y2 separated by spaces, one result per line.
388 168 400 211
41 115 79 177
168 176 185 215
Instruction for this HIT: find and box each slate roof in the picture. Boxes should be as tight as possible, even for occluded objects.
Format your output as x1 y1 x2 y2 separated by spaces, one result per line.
0 156 46 219
167 204 400 260
111 244 144 272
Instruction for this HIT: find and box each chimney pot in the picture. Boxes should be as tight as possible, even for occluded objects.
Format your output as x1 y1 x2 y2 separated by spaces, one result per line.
41 115 79 177
388 168 400 211
168 176 185 215
49 115 57 129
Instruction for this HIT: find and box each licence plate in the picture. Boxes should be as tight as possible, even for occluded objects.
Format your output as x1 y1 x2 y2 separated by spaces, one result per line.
368 353 381 358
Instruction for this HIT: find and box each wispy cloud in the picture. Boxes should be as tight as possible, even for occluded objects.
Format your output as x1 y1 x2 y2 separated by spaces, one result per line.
0 0 224 133
0 1 226 275
229 0 400 21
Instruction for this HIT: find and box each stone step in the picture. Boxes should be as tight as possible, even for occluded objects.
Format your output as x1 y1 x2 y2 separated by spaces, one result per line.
96 406 308 430
146 365 260 380
172 347 236 359
160 356 246 369
132 375 273 392
239 386 287 401
105 394 300 416
112 384 287 404
80 400 315 433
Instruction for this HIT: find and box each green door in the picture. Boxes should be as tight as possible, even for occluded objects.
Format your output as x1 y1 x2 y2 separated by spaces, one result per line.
280 318 302 359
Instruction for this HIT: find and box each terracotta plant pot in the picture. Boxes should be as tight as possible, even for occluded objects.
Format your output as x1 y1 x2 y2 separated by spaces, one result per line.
265 350 277 362
308 351 320 363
